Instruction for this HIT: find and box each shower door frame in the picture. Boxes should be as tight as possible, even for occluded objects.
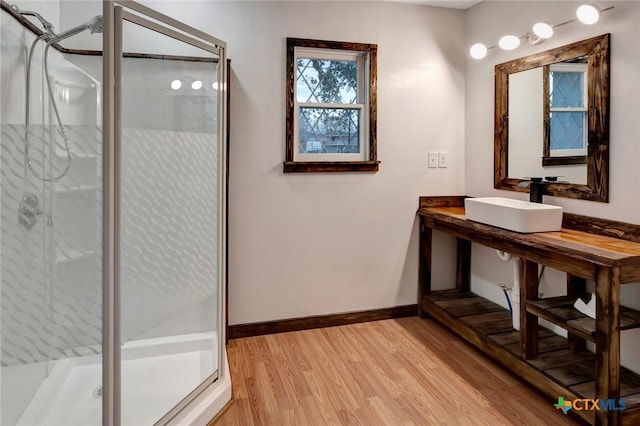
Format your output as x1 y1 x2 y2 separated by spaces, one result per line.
103 1 228 425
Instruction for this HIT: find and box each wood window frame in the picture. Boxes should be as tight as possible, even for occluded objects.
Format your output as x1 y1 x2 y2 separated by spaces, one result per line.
284 38 379 173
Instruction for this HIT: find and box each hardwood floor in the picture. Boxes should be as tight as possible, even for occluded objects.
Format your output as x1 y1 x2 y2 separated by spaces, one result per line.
212 317 580 425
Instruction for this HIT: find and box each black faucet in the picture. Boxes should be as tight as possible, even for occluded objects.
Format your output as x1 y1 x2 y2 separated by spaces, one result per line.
527 176 559 203
529 179 545 203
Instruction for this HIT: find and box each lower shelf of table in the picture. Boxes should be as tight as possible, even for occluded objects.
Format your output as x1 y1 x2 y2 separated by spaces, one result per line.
422 289 640 425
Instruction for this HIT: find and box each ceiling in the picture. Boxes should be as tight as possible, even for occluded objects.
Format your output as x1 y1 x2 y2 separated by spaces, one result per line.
395 0 482 9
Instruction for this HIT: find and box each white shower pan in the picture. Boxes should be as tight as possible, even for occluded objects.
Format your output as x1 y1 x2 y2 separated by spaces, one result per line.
17 333 218 426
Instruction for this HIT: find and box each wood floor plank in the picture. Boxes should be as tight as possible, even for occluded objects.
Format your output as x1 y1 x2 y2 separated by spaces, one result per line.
212 317 580 425
273 332 313 398
394 367 452 423
299 330 359 417
264 335 301 409
254 335 292 412
321 328 378 401
309 330 362 411
245 337 280 416
339 325 404 399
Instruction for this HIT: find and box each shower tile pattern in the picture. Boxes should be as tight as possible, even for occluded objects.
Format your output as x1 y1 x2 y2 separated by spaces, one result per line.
1 125 219 366
120 128 219 341
1 124 102 365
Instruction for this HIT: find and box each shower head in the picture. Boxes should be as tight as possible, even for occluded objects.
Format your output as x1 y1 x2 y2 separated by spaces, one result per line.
49 15 103 43
86 15 104 34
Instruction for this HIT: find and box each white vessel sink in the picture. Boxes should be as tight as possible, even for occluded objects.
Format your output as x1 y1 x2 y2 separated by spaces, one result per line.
464 197 563 233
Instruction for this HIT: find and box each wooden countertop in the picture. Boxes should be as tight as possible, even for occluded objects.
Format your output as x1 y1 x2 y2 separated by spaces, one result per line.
417 198 640 282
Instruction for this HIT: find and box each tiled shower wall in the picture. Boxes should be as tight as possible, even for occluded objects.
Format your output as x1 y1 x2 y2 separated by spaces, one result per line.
2 29 220 368
1 123 102 365
120 128 219 342
2 5 221 423
1 118 220 366
1 7 103 367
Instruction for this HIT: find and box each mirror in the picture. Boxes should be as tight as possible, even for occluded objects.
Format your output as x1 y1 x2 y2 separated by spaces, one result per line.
495 34 610 202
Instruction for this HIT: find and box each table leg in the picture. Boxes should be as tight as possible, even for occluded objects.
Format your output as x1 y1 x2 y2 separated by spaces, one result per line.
418 221 432 318
456 238 471 292
520 259 539 359
595 266 621 426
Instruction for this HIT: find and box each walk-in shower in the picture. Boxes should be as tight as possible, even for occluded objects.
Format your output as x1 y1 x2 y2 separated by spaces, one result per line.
1 1 229 424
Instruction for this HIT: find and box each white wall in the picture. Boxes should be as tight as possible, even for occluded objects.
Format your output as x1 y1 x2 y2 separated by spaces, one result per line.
20 0 640 372
10 0 640 396
465 1 640 372
52 0 465 327
89 1 463 325
56 0 465 324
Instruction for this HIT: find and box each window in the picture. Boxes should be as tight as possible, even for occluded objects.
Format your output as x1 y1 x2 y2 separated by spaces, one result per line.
543 62 588 165
284 38 378 173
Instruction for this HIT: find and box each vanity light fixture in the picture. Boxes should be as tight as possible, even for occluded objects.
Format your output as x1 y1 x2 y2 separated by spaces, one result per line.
532 22 554 39
576 4 601 24
469 4 613 59
499 35 520 50
526 22 553 45
469 43 488 60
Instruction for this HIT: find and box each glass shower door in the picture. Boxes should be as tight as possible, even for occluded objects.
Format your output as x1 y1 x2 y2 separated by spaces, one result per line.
114 8 225 425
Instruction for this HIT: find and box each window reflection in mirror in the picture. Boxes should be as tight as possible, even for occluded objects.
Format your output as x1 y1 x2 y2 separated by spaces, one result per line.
508 65 588 185
544 58 589 164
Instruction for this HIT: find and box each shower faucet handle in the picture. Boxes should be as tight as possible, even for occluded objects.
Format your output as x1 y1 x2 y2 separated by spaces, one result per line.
18 193 53 230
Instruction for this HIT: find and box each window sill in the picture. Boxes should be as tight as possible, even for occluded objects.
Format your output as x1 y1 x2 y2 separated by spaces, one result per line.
542 156 587 166
283 161 380 173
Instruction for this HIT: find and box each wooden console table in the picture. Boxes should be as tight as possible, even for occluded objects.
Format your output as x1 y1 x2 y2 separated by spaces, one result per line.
417 196 640 425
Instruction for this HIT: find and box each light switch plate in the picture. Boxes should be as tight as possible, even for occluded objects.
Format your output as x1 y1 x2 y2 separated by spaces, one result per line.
438 151 448 168
428 152 438 168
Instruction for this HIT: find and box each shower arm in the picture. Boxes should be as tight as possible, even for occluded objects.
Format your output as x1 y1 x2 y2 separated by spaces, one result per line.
10 5 55 36
48 16 103 44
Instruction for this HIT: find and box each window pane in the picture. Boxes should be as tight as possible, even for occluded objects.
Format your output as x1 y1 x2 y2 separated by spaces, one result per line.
550 112 586 150
296 58 358 104
550 71 584 108
298 107 360 153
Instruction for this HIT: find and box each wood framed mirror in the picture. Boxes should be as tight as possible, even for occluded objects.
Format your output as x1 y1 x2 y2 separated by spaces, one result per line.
494 34 610 202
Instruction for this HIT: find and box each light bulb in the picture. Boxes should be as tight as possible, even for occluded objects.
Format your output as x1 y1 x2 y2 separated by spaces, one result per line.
469 43 488 60
212 82 219 90
170 79 182 90
577 4 600 25
499 35 521 51
191 80 203 90
533 22 554 39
